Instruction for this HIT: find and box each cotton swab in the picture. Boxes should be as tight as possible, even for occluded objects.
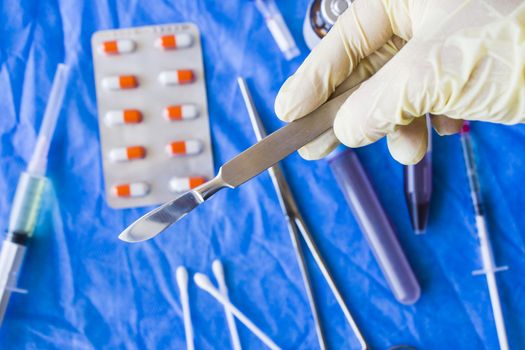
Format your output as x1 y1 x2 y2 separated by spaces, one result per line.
194 273 281 350
176 266 194 350
212 260 242 350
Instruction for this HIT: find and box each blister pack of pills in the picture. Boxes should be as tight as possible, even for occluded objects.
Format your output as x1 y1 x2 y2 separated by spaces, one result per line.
92 23 214 209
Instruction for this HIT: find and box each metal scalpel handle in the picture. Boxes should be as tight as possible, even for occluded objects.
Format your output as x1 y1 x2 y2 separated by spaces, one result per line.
219 85 357 189
119 86 358 243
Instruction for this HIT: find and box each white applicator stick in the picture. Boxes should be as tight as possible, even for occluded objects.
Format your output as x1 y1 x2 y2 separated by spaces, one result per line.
194 273 281 350
212 260 242 350
176 266 194 350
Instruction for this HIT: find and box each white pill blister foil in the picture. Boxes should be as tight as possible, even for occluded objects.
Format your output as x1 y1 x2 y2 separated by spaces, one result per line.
92 23 214 209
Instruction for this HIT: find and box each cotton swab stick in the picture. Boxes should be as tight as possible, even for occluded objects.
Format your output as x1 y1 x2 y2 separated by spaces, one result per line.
176 266 194 350
212 260 242 350
194 273 281 350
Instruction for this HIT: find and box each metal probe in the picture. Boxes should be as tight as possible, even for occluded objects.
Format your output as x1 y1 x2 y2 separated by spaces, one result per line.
238 77 368 350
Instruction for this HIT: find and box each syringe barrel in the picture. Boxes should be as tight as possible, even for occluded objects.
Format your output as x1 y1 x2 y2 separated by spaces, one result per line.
0 241 27 325
460 133 484 216
328 148 421 304
8 172 48 238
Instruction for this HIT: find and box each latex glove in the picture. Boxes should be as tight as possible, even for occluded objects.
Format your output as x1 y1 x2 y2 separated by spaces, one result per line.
275 0 525 164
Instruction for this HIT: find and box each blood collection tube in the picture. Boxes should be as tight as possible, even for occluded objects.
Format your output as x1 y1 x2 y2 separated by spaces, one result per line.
404 121 433 234
327 147 420 304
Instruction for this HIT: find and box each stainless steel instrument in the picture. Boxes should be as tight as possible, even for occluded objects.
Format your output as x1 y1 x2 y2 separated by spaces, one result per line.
238 77 368 350
118 82 356 243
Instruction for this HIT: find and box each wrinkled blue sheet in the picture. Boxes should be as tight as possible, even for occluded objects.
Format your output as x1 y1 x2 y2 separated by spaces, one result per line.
1 1 524 349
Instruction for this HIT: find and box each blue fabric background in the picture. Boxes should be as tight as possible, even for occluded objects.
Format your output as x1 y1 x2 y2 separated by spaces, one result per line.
0 1 524 349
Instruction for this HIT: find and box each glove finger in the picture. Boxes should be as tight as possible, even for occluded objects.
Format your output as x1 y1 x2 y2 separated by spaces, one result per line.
333 35 406 96
275 0 393 123
296 37 405 160
298 129 339 160
296 36 406 160
430 114 463 135
333 43 432 150
386 117 428 165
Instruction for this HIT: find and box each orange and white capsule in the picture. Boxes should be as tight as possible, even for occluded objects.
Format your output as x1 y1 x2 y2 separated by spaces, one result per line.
102 75 138 90
156 33 193 50
105 109 143 126
158 70 194 86
112 182 149 198
170 176 207 192
164 104 198 121
166 140 202 156
109 146 146 162
98 39 136 55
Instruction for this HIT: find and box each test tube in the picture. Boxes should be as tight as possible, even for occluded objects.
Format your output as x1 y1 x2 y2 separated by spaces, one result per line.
327 147 420 304
254 0 300 60
404 116 433 234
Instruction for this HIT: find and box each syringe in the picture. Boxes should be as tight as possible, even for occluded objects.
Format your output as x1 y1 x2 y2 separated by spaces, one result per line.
460 122 509 350
0 64 69 324
254 0 300 60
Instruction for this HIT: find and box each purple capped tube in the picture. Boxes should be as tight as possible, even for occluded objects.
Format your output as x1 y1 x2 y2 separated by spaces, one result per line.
404 116 433 234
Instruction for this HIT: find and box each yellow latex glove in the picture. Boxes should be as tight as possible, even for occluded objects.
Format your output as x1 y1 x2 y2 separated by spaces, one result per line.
275 0 525 164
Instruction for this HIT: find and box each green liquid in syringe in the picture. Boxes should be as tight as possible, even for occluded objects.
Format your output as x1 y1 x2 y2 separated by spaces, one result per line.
8 173 48 237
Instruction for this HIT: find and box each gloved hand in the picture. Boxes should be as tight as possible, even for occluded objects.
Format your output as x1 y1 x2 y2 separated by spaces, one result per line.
275 0 525 164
